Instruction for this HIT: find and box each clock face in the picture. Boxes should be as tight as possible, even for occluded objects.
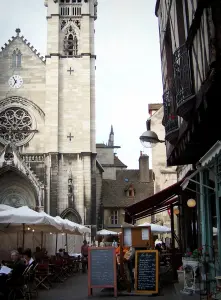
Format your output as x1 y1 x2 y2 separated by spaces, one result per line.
8 75 23 89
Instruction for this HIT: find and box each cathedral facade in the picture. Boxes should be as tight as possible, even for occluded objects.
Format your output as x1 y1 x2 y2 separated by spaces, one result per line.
0 0 98 227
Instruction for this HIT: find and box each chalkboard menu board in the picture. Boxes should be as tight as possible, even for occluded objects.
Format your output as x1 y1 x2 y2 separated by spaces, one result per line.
88 247 117 297
135 250 159 294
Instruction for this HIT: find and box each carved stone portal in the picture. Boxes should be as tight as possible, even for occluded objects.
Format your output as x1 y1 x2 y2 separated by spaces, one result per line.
0 171 37 209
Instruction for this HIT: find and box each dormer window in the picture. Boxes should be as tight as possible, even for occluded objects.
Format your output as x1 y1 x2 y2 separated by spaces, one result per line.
125 184 135 197
12 49 22 68
129 189 134 197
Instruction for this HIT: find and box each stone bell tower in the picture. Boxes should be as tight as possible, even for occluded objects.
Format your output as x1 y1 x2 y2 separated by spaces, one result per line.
44 0 98 226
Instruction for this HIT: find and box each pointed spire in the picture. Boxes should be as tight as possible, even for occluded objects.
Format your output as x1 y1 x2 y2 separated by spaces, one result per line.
110 125 114 134
108 125 114 147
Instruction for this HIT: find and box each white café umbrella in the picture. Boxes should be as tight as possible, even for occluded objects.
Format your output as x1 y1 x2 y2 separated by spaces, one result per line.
54 216 90 235
0 206 64 248
0 204 14 211
138 222 171 233
96 229 119 236
0 206 63 232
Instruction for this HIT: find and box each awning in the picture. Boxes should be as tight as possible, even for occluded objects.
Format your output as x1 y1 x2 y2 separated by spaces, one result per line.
180 167 203 190
199 140 221 166
124 181 183 224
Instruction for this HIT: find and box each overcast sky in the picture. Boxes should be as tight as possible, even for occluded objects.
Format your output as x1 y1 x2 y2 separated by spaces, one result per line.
0 0 162 169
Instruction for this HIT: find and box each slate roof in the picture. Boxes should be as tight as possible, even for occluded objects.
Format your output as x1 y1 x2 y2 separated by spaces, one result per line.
102 169 154 208
114 156 127 168
0 28 45 64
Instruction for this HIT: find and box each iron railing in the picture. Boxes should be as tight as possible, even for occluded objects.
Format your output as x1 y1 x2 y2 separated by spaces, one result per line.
163 89 179 135
173 44 193 107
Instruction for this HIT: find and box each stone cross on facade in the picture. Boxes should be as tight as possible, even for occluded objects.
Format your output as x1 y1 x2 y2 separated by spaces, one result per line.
67 67 74 75
67 133 74 141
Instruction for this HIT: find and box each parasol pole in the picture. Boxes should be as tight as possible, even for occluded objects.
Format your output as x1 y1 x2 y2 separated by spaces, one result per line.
55 233 58 254
22 223 25 250
40 231 43 249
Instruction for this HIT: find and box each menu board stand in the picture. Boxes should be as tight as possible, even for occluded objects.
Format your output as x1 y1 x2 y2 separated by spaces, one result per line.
135 250 159 295
88 247 117 297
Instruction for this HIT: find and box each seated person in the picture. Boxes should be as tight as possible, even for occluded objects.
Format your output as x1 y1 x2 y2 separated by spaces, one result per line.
58 248 64 257
0 250 26 296
23 248 34 266
34 246 44 263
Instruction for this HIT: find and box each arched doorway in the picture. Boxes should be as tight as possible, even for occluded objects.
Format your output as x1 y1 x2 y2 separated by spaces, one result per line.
60 208 82 224
60 208 82 254
0 170 37 209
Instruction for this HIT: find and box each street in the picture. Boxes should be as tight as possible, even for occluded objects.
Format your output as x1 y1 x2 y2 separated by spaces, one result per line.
38 273 200 300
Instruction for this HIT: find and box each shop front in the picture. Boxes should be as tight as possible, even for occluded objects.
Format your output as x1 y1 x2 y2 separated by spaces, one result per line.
124 178 194 282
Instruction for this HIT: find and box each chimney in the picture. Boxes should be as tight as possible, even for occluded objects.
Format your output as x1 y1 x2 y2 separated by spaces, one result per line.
139 152 150 182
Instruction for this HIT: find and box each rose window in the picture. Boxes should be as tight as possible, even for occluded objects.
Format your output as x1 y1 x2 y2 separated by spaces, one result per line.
0 107 34 146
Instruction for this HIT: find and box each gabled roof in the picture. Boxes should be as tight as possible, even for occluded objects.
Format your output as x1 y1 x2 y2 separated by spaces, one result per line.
0 28 45 64
102 169 154 208
114 156 127 168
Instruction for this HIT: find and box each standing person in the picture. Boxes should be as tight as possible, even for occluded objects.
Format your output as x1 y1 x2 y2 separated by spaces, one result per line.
112 240 118 248
81 240 89 272
99 239 105 247
81 240 89 257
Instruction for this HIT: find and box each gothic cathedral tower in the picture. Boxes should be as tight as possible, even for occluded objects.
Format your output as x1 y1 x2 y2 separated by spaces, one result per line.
44 0 97 225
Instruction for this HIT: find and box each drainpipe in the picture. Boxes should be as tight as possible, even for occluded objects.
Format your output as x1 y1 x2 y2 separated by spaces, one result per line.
214 163 221 272
170 204 177 281
199 170 206 247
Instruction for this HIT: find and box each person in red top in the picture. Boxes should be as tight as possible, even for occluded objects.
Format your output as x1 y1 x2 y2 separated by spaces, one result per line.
81 240 89 257
81 240 89 272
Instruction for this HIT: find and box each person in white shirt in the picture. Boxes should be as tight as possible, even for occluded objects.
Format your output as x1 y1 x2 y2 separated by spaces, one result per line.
23 248 34 266
99 239 105 247
112 240 118 248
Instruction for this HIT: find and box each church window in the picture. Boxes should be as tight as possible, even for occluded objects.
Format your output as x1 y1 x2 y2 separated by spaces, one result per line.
0 107 33 146
64 29 78 56
17 51 22 67
12 49 22 68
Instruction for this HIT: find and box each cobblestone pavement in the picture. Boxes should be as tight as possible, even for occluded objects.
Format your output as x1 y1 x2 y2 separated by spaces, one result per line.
38 273 201 300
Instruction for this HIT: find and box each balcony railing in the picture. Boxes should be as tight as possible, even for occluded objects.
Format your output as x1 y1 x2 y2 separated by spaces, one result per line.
173 44 195 120
163 89 179 144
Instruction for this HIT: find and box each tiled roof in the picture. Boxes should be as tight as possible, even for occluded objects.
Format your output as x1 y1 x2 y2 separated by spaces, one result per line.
0 29 45 64
102 169 154 208
114 156 127 168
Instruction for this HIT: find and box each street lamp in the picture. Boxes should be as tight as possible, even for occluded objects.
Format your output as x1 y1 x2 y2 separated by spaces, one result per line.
187 199 196 208
173 206 180 215
139 120 165 148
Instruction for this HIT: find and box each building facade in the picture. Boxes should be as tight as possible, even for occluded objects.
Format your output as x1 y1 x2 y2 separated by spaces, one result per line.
155 0 221 278
101 149 154 232
149 104 177 227
0 0 98 229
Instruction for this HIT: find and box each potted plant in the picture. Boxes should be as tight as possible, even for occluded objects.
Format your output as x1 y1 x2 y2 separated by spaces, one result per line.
182 247 202 268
